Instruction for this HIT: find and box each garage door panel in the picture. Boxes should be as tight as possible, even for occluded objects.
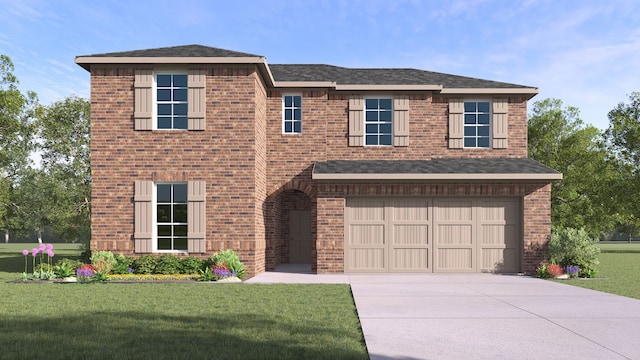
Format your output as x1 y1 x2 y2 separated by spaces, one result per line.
436 224 473 245
434 201 473 221
348 248 385 271
393 225 429 245
349 224 385 245
481 248 518 272
348 199 385 221
437 248 473 271
392 200 429 221
392 248 429 271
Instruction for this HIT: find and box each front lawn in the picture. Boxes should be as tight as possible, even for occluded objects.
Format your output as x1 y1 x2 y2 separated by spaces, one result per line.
555 251 640 300
0 244 368 360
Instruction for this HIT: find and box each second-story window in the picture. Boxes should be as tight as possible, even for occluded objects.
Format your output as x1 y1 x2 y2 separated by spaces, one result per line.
464 101 491 148
157 74 188 130
365 98 393 146
283 94 302 134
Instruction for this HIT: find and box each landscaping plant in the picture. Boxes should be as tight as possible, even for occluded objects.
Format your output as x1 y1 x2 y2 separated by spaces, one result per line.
548 227 600 277
208 249 246 279
111 254 135 274
155 254 183 274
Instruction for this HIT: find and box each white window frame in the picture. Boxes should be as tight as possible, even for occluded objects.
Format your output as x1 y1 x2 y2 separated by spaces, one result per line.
152 182 188 253
463 99 492 148
282 93 302 134
153 71 188 130
364 96 393 146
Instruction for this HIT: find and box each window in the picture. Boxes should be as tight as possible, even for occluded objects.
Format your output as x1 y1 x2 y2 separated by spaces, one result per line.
283 95 302 133
365 98 393 146
463 101 491 148
156 183 188 251
156 74 188 129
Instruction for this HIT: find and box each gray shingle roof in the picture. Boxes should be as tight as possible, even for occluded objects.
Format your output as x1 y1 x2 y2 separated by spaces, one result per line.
76 44 534 89
270 64 528 89
313 158 560 175
78 44 262 58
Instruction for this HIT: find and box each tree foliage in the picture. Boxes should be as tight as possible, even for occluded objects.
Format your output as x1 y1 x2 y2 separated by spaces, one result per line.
35 96 91 243
0 55 37 236
604 92 640 232
528 98 619 234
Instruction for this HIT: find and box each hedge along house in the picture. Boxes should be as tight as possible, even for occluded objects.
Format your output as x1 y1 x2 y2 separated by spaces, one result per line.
75 44 561 276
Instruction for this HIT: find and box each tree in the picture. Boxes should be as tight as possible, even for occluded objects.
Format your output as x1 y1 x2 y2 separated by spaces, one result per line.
604 92 640 233
528 98 619 234
36 96 91 243
0 54 37 241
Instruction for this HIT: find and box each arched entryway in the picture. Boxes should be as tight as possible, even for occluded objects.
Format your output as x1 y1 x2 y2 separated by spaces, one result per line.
265 186 316 271
281 189 313 264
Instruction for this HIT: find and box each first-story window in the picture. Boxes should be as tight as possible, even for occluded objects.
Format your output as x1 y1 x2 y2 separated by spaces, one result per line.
156 74 188 130
365 98 393 146
156 183 188 251
464 101 491 148
283 94 302 133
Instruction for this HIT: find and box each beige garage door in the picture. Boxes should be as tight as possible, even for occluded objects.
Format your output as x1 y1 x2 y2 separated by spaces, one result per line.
344 197 521 273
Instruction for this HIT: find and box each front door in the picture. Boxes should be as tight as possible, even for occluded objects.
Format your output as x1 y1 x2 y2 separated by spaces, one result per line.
289 210 311 263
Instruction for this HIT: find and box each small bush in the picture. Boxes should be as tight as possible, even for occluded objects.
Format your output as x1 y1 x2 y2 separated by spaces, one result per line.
208 249 246 279
549 227 600 277
112 254 135 274
133 255 158 274
53 258 84 278
546 264 564 277
536 263 549 278
90 251 117 275
181 256 205 274
155 254 183 274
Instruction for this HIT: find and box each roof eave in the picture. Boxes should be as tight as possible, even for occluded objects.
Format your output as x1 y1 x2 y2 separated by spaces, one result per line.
311 173 563 181
440 87 539 99
74 56 276 86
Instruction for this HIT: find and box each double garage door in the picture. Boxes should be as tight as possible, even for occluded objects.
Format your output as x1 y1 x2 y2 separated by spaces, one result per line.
344 197 522 273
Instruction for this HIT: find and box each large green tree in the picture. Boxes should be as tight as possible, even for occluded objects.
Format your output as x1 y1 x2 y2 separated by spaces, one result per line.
36 96 91 243
604 92 640 233
528 98 619 234
0 55 37 241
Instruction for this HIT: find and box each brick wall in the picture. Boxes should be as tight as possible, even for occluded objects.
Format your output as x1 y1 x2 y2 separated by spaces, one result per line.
90 65 267 276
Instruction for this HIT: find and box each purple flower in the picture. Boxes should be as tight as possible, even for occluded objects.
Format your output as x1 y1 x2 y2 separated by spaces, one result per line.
46 244 53 250
39 244 46 251
22 249 29 256
32 248 39 257
47 250 55 258
127 267 135 274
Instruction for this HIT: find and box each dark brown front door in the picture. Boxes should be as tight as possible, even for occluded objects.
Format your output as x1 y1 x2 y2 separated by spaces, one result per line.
289 210 311 263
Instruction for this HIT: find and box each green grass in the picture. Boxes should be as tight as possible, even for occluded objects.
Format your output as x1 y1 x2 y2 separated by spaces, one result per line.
555 252 640 299
0 243 368 360
598 242 640 253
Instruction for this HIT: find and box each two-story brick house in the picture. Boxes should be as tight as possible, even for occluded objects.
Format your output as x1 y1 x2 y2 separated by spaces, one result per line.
76 44 561 276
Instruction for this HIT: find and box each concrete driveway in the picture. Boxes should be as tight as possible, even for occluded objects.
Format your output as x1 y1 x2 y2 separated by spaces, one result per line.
247 268 640 360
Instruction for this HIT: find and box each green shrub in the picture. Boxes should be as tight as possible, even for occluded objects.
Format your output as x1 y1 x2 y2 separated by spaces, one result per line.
155 254 183 274
90 251 117 275
134 255 158 274
181 256 205 274
208 249 246 279
53 258 84 278
549 227 600 278
112 254 135 274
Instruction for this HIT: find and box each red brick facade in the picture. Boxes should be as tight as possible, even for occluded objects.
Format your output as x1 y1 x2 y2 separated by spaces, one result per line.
87 60 553 276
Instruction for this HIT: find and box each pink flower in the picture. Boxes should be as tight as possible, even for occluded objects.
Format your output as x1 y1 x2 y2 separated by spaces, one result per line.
46 244 53 250
22 249 29 256
32 248 38 257
39 244 46 251
47 250 54 258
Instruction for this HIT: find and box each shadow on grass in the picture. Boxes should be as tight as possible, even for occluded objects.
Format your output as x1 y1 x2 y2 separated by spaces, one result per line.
0 310 367 360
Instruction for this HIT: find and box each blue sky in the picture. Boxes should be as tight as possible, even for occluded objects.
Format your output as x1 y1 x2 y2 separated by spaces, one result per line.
1 0 638 130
